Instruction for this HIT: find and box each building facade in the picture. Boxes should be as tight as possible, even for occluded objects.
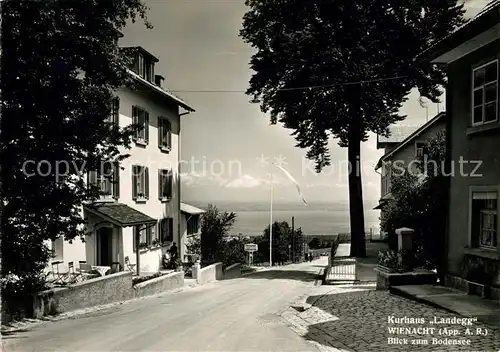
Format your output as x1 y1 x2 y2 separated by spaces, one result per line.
49 46 196 274
418 4 500 289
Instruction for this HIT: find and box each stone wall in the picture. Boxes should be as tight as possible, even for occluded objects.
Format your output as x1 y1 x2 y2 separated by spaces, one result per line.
133 271 184 298
33 272 133 318
32 270 185 319
194 262 223 285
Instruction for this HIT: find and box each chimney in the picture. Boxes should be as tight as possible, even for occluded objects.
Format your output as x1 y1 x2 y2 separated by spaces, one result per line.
155 74 165 87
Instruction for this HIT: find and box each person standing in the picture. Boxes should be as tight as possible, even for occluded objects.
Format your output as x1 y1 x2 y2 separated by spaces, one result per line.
170 242 178 259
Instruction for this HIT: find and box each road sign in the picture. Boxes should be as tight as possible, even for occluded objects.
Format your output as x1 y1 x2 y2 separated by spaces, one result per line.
244 243 258 252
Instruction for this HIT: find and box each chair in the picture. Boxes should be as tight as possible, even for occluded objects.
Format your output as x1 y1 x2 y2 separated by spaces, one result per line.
77 261 88 273
124 256 136 272
66 261 80 284
111 262 122 273
50 260 65 285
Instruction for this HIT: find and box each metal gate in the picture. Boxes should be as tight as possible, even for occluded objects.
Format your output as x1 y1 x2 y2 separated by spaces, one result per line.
326 256 357 283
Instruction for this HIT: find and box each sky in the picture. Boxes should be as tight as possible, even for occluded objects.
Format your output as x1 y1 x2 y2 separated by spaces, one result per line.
120 0 491 204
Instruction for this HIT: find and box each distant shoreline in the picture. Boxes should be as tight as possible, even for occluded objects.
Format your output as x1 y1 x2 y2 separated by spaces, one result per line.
182 200 380 212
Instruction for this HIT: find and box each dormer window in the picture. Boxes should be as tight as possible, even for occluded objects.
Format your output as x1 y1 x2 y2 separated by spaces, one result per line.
137 53 154 82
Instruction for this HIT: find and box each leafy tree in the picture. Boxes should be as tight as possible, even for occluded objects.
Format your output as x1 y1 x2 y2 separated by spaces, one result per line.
240 0 465 257
381 131 447 276
185 235 201 260
258 221 299 265
308 238 321 249
0 0 150 318
293 227 305 262
221 238 247 268
200 205 237 263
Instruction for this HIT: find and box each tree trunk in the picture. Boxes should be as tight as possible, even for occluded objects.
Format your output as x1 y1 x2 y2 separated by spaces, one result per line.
347 124 366 257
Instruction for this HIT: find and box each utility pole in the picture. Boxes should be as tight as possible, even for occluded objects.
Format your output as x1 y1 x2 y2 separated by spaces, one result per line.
291 216 295 263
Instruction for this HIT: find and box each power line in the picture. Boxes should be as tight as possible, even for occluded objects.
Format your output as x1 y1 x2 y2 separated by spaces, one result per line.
169 75 408 93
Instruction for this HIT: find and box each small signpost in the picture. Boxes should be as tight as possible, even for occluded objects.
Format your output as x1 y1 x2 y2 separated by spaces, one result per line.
244 243 258 266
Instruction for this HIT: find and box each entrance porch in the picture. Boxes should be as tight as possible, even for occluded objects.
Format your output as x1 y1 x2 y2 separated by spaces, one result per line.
84 202 158 275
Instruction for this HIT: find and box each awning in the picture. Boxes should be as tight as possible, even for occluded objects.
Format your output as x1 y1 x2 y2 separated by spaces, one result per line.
84 203 157 227
180 202 206 215
373 193 394 209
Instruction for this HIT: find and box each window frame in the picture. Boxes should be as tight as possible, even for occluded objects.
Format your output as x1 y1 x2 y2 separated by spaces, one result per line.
471 59 499 127
133 224 158 252
158 116 172 152
187 215 199 235
138 53 144 77
132 106 149 145
468 185 500 251
159 218 174 245
158 169 173 201
132 165 149 202
87 162 120 201
415 141 426 158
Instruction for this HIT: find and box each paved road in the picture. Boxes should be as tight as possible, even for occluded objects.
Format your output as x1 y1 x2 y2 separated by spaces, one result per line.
3 259 327 352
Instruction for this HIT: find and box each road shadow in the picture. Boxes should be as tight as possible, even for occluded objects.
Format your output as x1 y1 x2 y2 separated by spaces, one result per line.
1 328 30 340
239 269 321 283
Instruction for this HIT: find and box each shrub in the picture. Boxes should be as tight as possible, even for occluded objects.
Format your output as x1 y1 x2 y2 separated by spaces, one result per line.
132 272 163 286
380 132 447 273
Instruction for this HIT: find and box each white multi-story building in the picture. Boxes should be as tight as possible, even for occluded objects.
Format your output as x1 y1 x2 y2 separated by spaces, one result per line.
49 46 204 274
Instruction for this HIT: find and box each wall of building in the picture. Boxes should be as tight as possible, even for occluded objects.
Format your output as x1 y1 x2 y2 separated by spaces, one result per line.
388 120 445 176
446 40 500 277
180 212 188 261
115 87 181 272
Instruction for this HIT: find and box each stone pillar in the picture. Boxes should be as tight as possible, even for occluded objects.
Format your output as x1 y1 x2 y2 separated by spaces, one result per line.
192 260 201 280
396 227 414 271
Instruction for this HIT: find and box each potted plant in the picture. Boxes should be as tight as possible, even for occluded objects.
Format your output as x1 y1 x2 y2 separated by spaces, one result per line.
377 250 403 273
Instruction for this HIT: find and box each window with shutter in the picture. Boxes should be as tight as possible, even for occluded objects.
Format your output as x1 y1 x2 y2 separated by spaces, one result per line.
132 165 148 202
132 106 148 145
158 169 172 201
158 117 172 152
160 218 174 244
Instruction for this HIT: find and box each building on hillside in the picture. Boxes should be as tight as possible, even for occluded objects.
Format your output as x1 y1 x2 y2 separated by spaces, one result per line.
180 202 205 261
374 113 446 215
417 3 500 292
49 46 196 274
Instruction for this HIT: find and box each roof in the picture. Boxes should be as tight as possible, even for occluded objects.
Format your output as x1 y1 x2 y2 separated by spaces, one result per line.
181 202 206 215
120 46 159 63
416 1 500 63
375 112 446 170
84 203 157 227
377 125 420 149
128 69 195 112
